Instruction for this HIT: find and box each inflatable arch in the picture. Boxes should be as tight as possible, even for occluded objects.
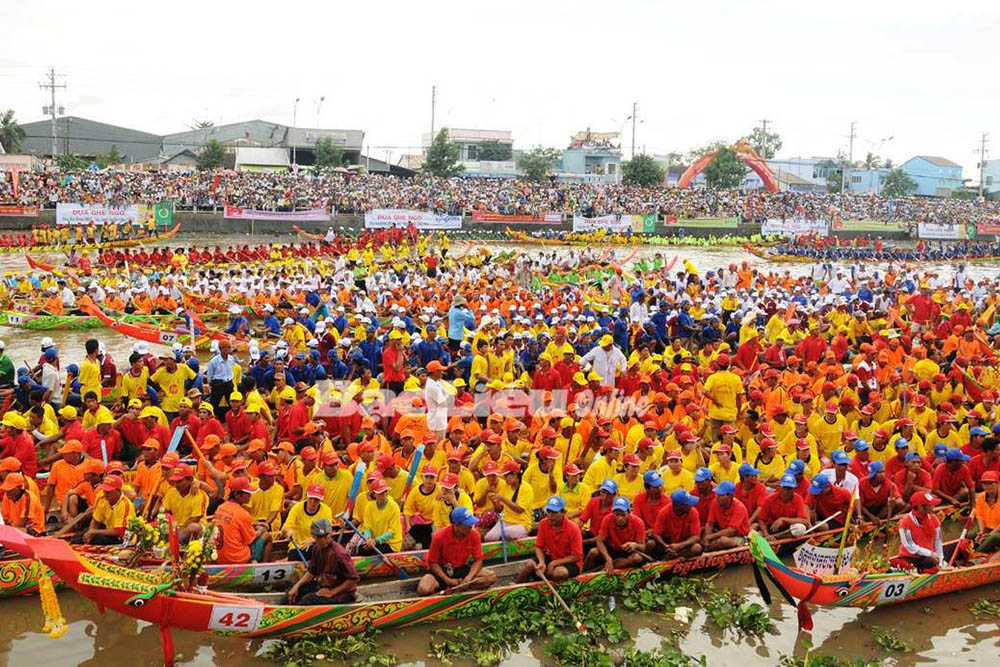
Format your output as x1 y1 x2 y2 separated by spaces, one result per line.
677 140 779 192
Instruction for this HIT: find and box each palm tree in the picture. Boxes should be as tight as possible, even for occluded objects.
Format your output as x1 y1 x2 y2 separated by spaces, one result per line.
0 110 26 153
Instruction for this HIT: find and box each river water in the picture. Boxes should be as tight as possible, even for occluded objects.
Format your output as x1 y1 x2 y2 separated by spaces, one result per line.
1 233 999 665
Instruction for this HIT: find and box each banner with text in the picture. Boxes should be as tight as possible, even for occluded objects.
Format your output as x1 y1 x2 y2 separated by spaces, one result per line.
975 221 1000 235
470 211 563 224
56 203 139 226
793 543 854 575
917 222 962 240
0 205 39 217
223 205 330 222
572 214 633 233
761 218 829 237
364 209 462 230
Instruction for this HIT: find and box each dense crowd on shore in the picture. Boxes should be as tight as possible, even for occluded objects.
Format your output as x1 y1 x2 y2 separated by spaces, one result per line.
3 169 1000 225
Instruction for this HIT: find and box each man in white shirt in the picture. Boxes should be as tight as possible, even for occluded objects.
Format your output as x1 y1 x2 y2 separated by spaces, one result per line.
424 360 450 438
581 335 627 388
629 292 649 325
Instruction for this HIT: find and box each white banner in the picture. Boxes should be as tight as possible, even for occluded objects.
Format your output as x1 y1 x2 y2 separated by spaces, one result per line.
364 209 462 230
56 203 139 226
761 218 829 237
793 542 854 574
572 214 632 233
918 222 961 240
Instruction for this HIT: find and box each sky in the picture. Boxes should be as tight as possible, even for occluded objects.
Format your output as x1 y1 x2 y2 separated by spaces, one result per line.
3 0 999 182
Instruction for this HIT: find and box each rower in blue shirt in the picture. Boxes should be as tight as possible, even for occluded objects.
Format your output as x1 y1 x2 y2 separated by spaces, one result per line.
225 306 251 336
261 305 282 336
414 325 449 367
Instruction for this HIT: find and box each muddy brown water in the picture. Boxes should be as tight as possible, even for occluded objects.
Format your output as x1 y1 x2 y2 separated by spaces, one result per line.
2 237 999 665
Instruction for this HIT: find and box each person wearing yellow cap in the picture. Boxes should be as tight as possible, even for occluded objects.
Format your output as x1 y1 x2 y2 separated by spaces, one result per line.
0 411 37 478
581 334 626 389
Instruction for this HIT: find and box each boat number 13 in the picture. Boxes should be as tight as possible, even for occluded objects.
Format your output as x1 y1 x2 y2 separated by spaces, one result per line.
878 581 910 602
209 606 263 632
253 566 290 584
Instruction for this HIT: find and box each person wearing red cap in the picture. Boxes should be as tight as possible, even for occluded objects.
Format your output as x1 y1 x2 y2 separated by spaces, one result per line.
708 444 739 485
63 460 105 522
215 476 267 564
974 471 1000 553
898 491 949 572
431 472 474 531
305 451 353 519
44 439 84 517
82 475 134 545
0 474 44 534
703 353 742 439
282 483 334 546
811 400 846 458
522 446 562 520
359 477 402 553
481 461 533 542
287 445 320 502
583 439 622 490
162 463 208 542
614 454 644 502
249 462 284 542
403 465 440 549
661 449 695 494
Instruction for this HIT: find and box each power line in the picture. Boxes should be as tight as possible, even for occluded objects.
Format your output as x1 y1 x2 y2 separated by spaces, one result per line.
976 132 990 197
38 67 66 158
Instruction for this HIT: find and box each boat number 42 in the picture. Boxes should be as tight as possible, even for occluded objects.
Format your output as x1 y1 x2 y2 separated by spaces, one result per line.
878 580 910 602
209 606 263 632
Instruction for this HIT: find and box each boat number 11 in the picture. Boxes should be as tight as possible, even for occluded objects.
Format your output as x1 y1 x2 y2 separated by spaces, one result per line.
878 580 910 602
209 606 263 632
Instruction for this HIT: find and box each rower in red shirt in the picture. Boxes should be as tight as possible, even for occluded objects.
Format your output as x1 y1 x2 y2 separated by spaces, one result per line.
932 448 974 504
632 470 669 532
847 439 873 480
755 474 809 537
897 491 952 572
416 507 498 596
734 463 767 521
516 495 584 583
703 481 751 551
648 489 702 559
578 479 617 538
806 474 853 528
858 460 904 521
583 497 646 573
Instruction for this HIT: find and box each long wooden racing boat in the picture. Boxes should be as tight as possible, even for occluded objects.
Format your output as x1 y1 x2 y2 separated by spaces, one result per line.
85 304 255 352
0 309 175 331
292 225 327 242
750 530 1000 612
16 224 182 256
742 243 1000 265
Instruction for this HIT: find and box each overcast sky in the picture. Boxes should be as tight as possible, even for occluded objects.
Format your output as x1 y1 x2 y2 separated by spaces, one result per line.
3 1 999 182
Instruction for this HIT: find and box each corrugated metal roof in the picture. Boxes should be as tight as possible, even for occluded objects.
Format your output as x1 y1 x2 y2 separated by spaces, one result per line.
915 155 961 168
285 127 363 151
18 116 163 160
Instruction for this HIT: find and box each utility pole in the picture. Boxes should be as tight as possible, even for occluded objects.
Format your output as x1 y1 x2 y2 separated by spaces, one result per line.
757 119 771 155
977 132 990 197
292 97 300 165
38 67 66 159
430 85 437 147
842 121 857 195
631 101 638 159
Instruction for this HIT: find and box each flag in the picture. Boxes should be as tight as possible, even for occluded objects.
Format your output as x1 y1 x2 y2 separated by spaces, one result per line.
154 203 173 227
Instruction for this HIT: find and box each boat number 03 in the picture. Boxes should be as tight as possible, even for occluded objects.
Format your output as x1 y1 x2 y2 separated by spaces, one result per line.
878 580 910 602
209 605 263 632
253 565 291 585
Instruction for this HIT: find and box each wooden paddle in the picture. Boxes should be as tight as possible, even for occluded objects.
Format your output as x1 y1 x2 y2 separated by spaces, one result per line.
52 508 93 538
539 570 587 635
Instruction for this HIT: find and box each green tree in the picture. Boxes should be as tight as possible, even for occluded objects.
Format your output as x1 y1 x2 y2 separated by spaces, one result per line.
864 152 881 169
881 168 917 197
744 125 782 159
196 139 226 171
621 153 666 186
422 128 462 178
703 146 748 188
517 146 562 182
54 153 88 170
0 109 26 153
189 119 214 130
476 141 512 161
314 136 345 168
94 144 124 169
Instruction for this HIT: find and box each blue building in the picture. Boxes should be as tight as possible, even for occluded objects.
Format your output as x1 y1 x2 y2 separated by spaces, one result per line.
899 156 963 197
847 168 891 195
556 130 622 184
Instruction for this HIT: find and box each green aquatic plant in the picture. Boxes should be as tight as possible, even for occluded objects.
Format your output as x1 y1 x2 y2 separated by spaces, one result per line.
870 627 912 654
262 630 396 666
703 590 776 638
969 597 1000 619
620 574 714 613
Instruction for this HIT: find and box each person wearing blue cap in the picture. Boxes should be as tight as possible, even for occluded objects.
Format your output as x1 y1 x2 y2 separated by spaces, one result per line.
884 438 912 482
895 451 933 503
516 496 584 584
416 506 498 596
633 470 667 532
806 474 852 529
579 478 617 538
583 496 646 574
756 474 809 537
858 460 904 522
932 449 973 505
816 449 860 497
703 480 750 551
648 489 702 558
735 462 766 520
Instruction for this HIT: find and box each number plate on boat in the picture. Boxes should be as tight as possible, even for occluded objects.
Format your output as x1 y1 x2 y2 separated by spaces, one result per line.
253 564 292 585
209 606 263 632
7 315 21 324
878 580 910 602
159 332 177 344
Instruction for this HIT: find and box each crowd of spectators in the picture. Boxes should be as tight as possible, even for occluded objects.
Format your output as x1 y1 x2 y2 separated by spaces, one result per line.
3 169 1000 225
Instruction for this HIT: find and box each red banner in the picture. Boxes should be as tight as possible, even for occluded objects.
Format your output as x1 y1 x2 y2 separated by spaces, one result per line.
977 222 1000 234
470 211 562 224
664 215 678 225
0 205 39 217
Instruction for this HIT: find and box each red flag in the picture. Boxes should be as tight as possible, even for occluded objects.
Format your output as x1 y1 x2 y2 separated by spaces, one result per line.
212 173 220 192
167 513 180 563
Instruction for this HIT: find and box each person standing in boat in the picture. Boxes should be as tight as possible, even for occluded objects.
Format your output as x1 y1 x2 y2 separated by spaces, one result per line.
285 518 359 605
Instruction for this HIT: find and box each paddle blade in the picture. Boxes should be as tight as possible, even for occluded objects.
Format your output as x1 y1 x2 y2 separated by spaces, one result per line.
797 600 814 632
751 561 772 605
404 443 426 488
167 425 187 454
348 461 366 503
